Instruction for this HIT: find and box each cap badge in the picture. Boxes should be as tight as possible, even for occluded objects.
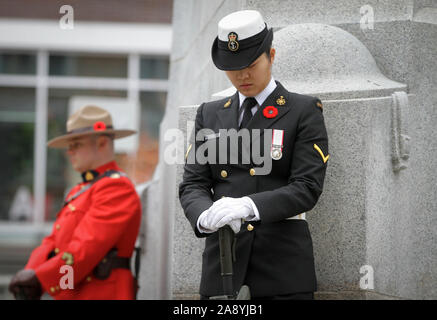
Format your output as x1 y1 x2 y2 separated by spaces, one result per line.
227 32 239 52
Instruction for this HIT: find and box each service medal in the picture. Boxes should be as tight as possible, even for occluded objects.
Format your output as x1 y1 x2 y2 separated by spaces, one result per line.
271 129 284 160
271 148 283 160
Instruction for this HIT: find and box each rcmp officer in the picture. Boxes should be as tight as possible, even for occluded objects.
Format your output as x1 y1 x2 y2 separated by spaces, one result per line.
179 10 329 300
9 105 141 300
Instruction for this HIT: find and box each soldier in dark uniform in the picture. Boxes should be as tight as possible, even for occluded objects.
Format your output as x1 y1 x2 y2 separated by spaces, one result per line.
179 10 329 300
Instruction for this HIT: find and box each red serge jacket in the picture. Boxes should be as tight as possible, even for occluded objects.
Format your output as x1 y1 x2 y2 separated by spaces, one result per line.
25 161 141 300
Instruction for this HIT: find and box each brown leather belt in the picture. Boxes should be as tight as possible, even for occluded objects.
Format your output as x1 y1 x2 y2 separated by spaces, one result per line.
111 256 131 270
93 248 131 279
47 248 130 280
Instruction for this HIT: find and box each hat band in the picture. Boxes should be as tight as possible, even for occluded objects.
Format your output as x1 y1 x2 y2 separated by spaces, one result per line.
67 125 113 135
217 25 269 52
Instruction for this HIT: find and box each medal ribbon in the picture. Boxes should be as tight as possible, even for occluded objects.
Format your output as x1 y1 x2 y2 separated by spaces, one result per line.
271 129 284 149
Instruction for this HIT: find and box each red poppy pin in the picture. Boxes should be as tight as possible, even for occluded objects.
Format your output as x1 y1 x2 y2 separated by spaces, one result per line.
93 121 107 131
263 106 278 119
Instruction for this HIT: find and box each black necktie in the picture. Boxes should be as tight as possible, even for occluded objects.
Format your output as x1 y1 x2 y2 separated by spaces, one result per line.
239 97 257 129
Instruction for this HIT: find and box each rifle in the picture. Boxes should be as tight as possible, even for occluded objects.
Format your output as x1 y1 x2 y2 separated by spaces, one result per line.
209 226 250 300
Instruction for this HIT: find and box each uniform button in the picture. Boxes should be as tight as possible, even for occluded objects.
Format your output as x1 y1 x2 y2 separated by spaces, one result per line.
249 168 256 176
50 287 55 293
247 224 254 231
86 276 92 282
54 248 60 254
68 204 75 211
56 224 60 230
221 170 228 178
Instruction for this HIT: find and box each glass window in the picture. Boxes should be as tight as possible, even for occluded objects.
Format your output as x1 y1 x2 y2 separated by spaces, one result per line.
140 56 169 79
0 53 36 75
140 91 167 138
49 54 128 78
0 87 35 222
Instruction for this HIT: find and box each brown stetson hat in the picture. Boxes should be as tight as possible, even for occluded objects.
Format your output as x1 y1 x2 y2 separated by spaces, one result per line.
47 105 136 148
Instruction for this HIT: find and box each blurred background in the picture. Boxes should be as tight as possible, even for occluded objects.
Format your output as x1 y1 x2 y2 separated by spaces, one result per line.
0 0 173 298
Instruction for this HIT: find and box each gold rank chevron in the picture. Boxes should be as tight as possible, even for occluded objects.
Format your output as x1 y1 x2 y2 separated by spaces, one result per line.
185 144 192 160
313 144 329 163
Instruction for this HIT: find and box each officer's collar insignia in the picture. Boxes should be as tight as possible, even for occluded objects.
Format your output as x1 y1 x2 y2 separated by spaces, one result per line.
227 32 239 52
276 96 286 106
81 170 99 182
316 101 323 110
224 99 231 108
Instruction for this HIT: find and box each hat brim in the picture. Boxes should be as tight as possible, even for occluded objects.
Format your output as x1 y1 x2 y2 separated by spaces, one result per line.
211 28 273 71
47 129 137 148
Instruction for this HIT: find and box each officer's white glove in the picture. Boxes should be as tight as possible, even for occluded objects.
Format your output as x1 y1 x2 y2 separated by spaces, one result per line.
197 208 217 233
208 196 259 233
197 207 243 234
226 218 242 234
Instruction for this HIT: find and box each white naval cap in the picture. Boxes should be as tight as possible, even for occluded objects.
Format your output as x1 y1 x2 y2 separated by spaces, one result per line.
211 10 273 71
217 10 266 41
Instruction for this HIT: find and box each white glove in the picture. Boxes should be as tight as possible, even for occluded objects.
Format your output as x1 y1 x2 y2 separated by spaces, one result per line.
197 208 217 233
197 207 243 234
227 218 242 234
207 197 256 232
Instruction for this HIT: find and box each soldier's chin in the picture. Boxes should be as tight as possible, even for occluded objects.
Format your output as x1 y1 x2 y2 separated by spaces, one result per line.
70 161 81 172
240 85 262 97
239 85 254 95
